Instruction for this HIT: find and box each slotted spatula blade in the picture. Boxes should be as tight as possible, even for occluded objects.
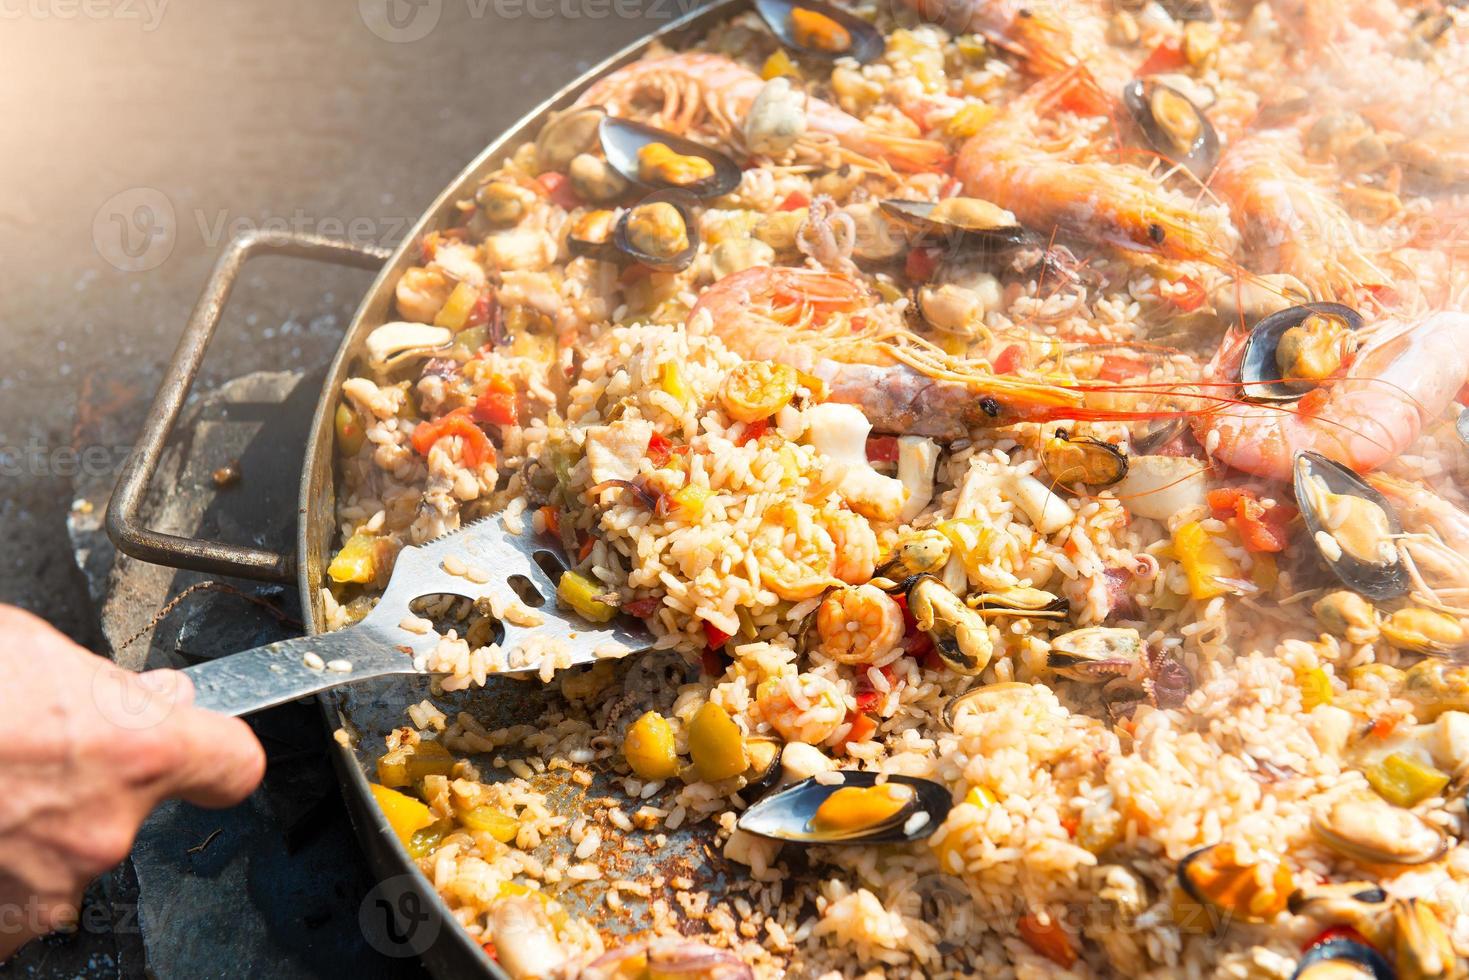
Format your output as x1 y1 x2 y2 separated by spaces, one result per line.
182 517 654 717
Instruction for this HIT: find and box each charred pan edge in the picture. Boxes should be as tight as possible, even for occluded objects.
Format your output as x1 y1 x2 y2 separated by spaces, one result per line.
296 3 751 978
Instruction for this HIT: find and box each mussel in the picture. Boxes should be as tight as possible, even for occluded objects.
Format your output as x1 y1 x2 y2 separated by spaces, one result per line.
1040 429 1129 488
364 321 453 373
964 587 1068 620
1293 451 1409 601
753 0 884 63
736 770 952 844
1291 938 1394 980
1393 897 1456 980
566 208 622 262
613 191 701 271
880 198 1031 252
1240 304 1363 403
535 105 607 174
942 681 1039 729
1046 627 1144 682
1311 794 1449 866
907 574 994 675
1123 78 1220 179
1378 607 1469 658
743 736 784 798
599 117 741 200
1177 842 1294 923
874 529 952 584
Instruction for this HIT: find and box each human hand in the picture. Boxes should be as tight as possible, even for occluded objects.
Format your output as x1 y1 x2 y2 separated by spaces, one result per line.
0 605 265 960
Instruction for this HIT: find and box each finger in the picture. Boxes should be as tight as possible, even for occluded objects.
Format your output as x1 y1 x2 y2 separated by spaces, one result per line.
155 709 266 809
136 668 195 709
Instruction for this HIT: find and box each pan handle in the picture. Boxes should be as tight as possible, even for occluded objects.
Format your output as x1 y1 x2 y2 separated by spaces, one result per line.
107 229 392 582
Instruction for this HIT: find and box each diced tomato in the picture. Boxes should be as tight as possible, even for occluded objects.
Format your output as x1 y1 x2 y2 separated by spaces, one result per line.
623 595 661 618
577 536 595 563
466 291 493 329
538 506 560 537
483 942 498 961
472 375 519 427
419 232 440 263
1018 914 1076 969
777 190 810 211
1369 717 1398 739
701 647 728 677
1457 380 1469 406
1137 38 1187 76
703 620 733 650
866 435 900 464
1303 926 1369 952
843 711 878 746
1060 815 1080 838
1160 275 1207 313
535 171 581 210
1206 487 1295 553
905 247 940 283
736 419 770 447
647 431 673 467
992 343 1025 375
854 689 880 713
410 408 496 470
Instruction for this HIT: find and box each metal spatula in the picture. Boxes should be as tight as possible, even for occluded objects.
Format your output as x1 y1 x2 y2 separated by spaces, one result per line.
183 518 654 717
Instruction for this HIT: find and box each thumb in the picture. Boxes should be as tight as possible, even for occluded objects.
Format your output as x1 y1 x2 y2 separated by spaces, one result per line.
157 703 267 809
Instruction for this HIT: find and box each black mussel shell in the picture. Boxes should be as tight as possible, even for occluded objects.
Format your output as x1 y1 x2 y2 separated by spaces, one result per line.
1239 303 1363 403
599 117 741 200
1162 0 1214 20
1293 451 1410 601
879 198 1033 252
736 770 952 844
1291 939 1394 980
753 0 885 63
1457 407 1469 447
1123 78 1220 179
613 190 700 272
743 738 783 799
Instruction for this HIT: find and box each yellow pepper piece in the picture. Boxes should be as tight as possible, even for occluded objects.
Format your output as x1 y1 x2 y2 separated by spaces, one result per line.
623 711 680 781
335 402 366 457
1297 667 1333 710
670 484 710 521
328 533 378 585
557 570 617 623
687 702 747 782
944 104 996 139
458 805 519 843
1250 551 1278 593
1366 753 1450 808
370 783 436 846
964 786 997 809
761 49 800 80
658 361 691 405
433 281 480 331
1173 521 1240 600
376 740 454 789
408 821 448 858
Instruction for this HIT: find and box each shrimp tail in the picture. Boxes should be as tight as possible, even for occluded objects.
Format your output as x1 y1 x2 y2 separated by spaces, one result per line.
838 130 951 174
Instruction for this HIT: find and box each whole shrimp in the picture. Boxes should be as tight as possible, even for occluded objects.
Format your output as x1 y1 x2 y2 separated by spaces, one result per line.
1192 311 1469 481
954 72 1236 262
577 52 948 174
687 265 1081 440
1211 130 1385 303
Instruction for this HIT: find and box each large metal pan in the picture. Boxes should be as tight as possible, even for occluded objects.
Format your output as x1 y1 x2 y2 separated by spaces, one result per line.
108 2 745 974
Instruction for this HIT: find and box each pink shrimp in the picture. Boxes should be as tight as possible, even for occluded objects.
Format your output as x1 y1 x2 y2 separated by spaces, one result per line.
1192 312 1469 481
1211 130 1386 303
577 52 948 174
687 266 1080 439
954 73 1236 263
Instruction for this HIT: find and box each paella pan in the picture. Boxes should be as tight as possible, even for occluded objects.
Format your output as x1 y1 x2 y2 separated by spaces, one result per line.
113 0 1469 976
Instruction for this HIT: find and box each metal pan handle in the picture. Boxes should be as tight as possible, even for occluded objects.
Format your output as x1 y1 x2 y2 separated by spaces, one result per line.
107 229 392 582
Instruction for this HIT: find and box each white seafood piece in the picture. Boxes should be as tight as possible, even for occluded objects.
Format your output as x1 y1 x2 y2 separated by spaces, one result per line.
483 227 557 271
586 418 655 484
1109 455 1208 522
497 270 562 318
897 436 939 522
341 376 407 421
490 895 565 979
1004 473 1073 534
431 239 488 287
743 76 806 157
804 403 907 522
364 321 453 373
